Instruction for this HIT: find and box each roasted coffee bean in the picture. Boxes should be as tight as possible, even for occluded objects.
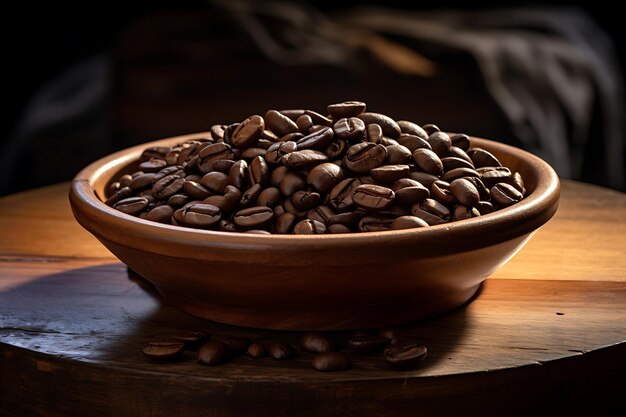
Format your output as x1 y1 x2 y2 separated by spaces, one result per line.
141 146 171 161
328 224 351 233
265 110 299 136
198 340 232 366
378 205 411 218
329 178 360 210
411 199 450 225
296 126 334 150
218 219 238 232
450 178 480 207
343 143 387 174
512 171 525 194
307 205 336 225
167 194 190 207
353 184 395 210
324 138 348 160
311 352 351 372
183 181 212 199
304 109 333 126
139 158 167 173
268 341 294 360
397 120 428 139
371 165 410 184
427 131 452 157
282 150 329 170
200 171 229 194
105 186 133 206
422 123 440 135
222 123 239 144
247 343 266 358
239 183 263 208
357 112 401 138
273 204 286 217
283 197 308 217
450 133 471 151
249 156 269 186
129 173 158 190
198 143 234 173
291 191 321 211
274 212 297 234
230 115 264 149
266 141 296 165
114 197 149 215
301 332 338 353
442 157 474 172
430 180 456 206
333 117 365 142
142 204 174 224
173 203 221 228
152 175 185 199
384 144 413 165
327 101 366 118
210 124 226 141
408 172 439 188
279 109 305 120
384 343 427 369
412 148 443 176
469 148 502 168
453 205 481 221
109 181 121 195
241 147 267 160
366 123 383 143
152 166 183 183
174 331 210 351
307 162 345 192
296 114 314 133
270 165 289 187
447 146 473 164
491 183 523 207
143 341 185 361
293 219 326 234
476 201 494 215
348 335 390 353
279 171 307 196
393 181 430 205
397 134 431 152
208 185 242 213
281 132 304 142
233 206 274 229
329 211 362 227
478 166 513 188
390 216 429 230
358 216 394 232
256 187 281 207
228 159 248 190
220 336 251 356
440 167 480 183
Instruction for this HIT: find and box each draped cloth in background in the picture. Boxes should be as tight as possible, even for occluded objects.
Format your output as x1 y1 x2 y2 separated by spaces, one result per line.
216 1 625 189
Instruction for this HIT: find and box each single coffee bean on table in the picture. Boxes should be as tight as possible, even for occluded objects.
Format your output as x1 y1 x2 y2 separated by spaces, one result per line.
143 341 186 361
106 101 528 233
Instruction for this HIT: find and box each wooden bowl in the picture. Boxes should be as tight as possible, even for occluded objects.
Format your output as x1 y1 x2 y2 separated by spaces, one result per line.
69 133 560 330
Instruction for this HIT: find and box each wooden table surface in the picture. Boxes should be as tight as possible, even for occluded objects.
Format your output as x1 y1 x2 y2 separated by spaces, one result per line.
1 180 625 417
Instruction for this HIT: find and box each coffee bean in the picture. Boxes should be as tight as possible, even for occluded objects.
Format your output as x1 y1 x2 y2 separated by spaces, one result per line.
200 171 229 194
152 175 185 199
393 182 430 205
343 143 387 174
274 212 297 234
114 197 149 215
397 120 428 139
447 146 473 164
408 172 439 188
304 109 333 126
365 123 383 143
239 183 263 208
478 166 513 188
328 224 351 233
469 148 502 168
450 133 471 151
311 352 351 372
384 343 427 369
129 173 158 190
307 162 345 192
183 181 212 199
476 201 494 215
441 156 474 172
139 159 167 173
329 211 362 227
241 147 267 160
233 206 274 230
307 205 336 225
422 123 440 135
453 205 481 221
348 335 390 353
490 183 523 207
411 199 450 225
412 148 443 176
328 178 360 210
167 194 190 207
450 178 480 207
353 184 395 210
249 156 269 186
173 203 221 228
296 114 314 133
358 216 394 232
512 171 526 194
142 204 174 224
268 341 294 360
427 131 452 157
440 167 480 183
278 109 305 120
357 112 401 138
210 124 226 141
247 343 266 358
141 146 171 161
198 340 232 366
324 138 348 160
256 187 281 207
143 341 185 361
371 165 410 184
265 110 299 137
397 134 431 152
327 101 366 118
333 117 366 142
300 332 337 353
291 191 321 211
390 216 429 230
282 150 329 170
228 159 249 190
384 144 413 165
279 171 307 196
430 180 456 206
174 331 210 351
293 219 326 234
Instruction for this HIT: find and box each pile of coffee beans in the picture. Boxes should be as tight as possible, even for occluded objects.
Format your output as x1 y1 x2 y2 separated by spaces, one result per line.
143 328 427 372
107 101 526 233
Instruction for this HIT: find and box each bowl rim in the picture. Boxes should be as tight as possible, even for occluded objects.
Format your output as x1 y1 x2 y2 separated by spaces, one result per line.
70 132 560 257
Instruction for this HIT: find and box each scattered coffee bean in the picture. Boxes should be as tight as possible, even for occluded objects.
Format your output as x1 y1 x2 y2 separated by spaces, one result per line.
268 341 294 360
143 341 185 361
312 352 352 372
384 343 428 369
301 332 338 353
247 343 266 358
198 340 232 366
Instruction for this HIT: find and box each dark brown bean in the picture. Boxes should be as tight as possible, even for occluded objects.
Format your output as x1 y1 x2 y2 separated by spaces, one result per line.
397 134 431 152
296 126 335 150
173 203 221 228
200 171 229 194
183 181 212 199
152 175 185 199
327 101 366 118
307 205 336 225
450 178 480 207
384 343 427 369
440 167 480 183
343 143 387 174
247 343 266 358
267 341 294 360
371 165 410 184
256 187 281 207
228 159 248 190
249 156 269 186
366 123 383 143
427 131 452 157
390 216 429 230
453 205 481 221
478 166 513 188
328 224 351 233
469 148 502 168
412 148 443 176
357 112 401 138
113 197 149 215
353 184 395 210
129 173 158 190
430 180 456 206
408 172 439 188
411 199 450 225
304 109 333 126
442 157 474 172
274 212 297 234
450 133 471 151
265 110 298 136
143 341 185 361
167 194 189 207
296 114 314 133
301 332 338 353
293 219 326 234
233 206 274 229
358 216 394 232
311 352 351 372
139 159 167 173
324 138 348 160
282 150 329 170
333 117 365 142
307 162 345 192
384 144 413 165
142 204 174 224
422 123 440 135
491 183 523 207
198 340 232 366
279 171 307 196
291 191 321 211
329 178 361 210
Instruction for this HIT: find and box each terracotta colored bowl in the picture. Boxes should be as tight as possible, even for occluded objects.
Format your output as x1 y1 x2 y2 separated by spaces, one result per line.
70 132 560 330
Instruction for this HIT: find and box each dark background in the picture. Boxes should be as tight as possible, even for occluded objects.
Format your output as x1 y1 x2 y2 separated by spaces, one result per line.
2 1 624 196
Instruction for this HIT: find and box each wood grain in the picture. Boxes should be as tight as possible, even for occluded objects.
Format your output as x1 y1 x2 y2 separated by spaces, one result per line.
1 180 625 416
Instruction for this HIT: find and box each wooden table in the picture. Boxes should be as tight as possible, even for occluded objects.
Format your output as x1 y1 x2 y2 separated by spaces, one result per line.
1 180 625 417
